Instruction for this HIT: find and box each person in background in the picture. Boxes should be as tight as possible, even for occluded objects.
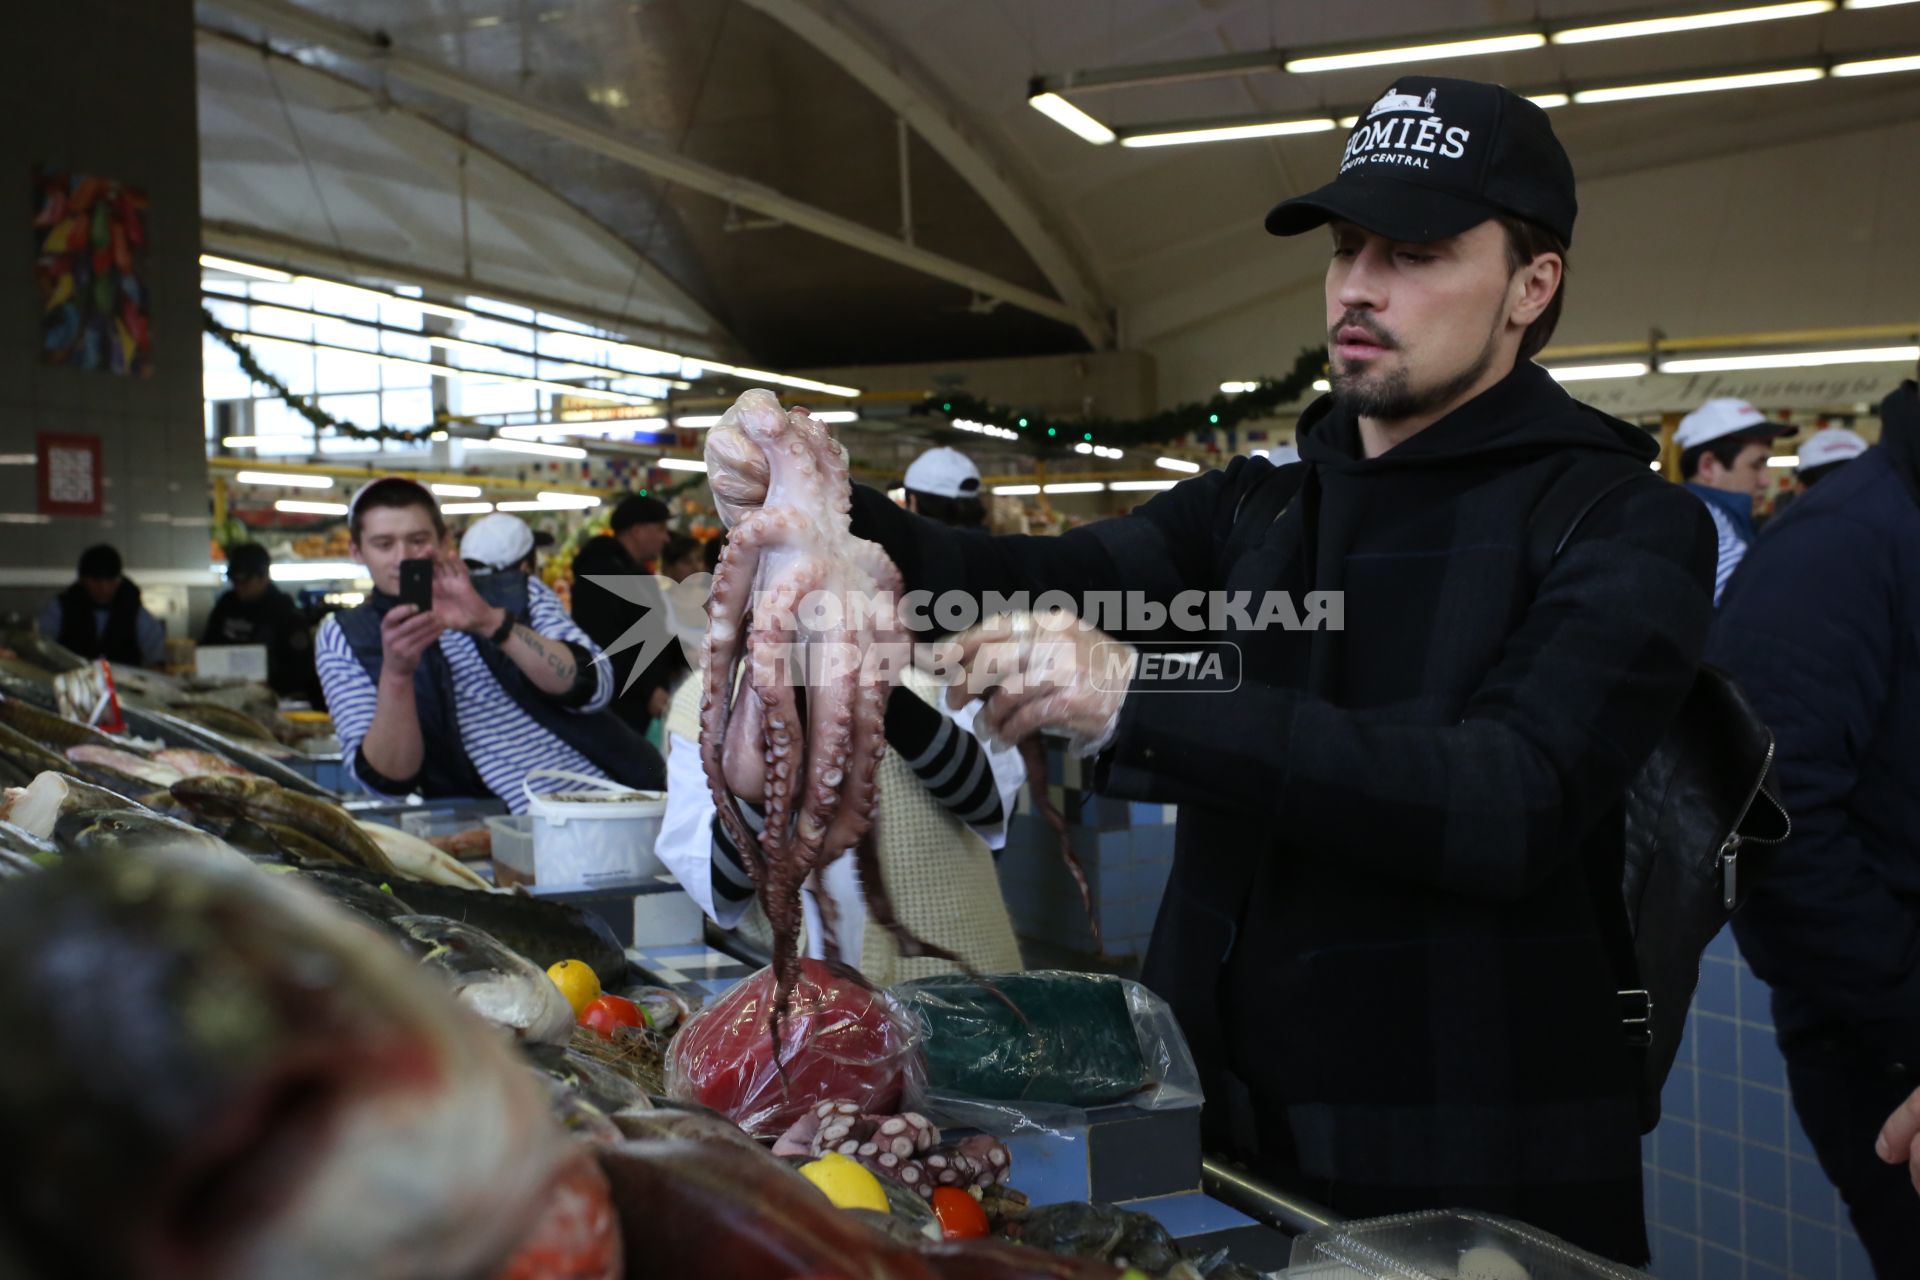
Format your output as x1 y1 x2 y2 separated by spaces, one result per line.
658 534 704 583
200 543 317 700
570 495 676 733
39 544 165 668
1711 381 1920 1276
1674 398 1793 604
315 478 662 813
459 512 552 585
902 447 986 528
1796 425 1870 489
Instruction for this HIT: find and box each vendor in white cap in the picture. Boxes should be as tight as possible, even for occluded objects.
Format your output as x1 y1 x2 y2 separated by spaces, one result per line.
1796 425 1870 489
902 446 986 528
1675 398 1795 604
458 511 554 581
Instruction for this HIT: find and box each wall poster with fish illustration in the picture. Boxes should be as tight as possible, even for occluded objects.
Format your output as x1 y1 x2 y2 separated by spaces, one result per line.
31 168 151 376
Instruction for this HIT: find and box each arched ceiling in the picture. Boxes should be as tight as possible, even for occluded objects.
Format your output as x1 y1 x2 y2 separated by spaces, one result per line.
196 0 1920 381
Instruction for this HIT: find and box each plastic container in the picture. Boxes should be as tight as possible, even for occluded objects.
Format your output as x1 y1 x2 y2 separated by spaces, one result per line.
1286 1210 1644 1280
487 814 536 888
521 768 667 893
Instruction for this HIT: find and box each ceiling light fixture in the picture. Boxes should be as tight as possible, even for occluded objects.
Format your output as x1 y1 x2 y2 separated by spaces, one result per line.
683 360 858 398
1110 479 1180 492
1573 66 1825 103
1545 361 1651 381
199 254 292 282
1155 457 1202 474
1285 31 1545 73
470 437 589 460
1552 1 1833 45
1120 117 1335 148
656 458 709 472
1833 52 1920 75
429 483 482 497
1028 91 1118 144
535 491 602 509
809 411 859 424
268 561 366 580
1043 482 1107 494
272 499 350 516
235 470 333 488
1526 92 1572 108
1767 456 1802 467
991 484 1041 496
439 501 495 515
1661 345 1920 372
1844 0 1919 6
1312 379 1332 391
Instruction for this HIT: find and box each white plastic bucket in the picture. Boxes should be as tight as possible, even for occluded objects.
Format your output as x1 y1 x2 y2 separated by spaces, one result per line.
521 769 667 893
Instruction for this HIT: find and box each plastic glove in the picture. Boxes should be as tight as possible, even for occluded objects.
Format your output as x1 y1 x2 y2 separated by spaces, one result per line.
704 405 771 529
930 611 1133 757
1876 1083 1920 1194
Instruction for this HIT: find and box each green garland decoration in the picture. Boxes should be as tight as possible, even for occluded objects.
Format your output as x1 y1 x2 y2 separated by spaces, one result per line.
917 345 1328 451
204 308 440 444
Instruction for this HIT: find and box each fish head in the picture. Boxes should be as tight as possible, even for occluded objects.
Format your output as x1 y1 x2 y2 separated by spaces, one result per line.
0 849 565 1280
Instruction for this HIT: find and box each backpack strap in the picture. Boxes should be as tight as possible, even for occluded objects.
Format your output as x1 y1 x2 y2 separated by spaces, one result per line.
1223 460 1308 567
1524 454 1649 585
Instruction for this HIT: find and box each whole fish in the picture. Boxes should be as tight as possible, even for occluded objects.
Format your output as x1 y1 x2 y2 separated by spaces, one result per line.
0 819 57 872
0 849 568 1280
169 776 399 878
0 629 84 674
60 809 253 870
393 914 577 1046
280 867 419 933
121 705 322 795
151 748 251 779
1 772 147 840
356 820 495 891
0 723 69 779
0 694 120 751
65 745 183 789
175 701 281 745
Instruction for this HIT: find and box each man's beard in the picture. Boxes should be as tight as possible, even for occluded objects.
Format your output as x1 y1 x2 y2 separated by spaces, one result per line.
1331 325 1501 422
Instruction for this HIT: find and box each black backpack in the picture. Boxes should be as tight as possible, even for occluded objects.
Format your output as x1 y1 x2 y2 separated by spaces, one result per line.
1228 454 1791 1132
1528 456 1790 1132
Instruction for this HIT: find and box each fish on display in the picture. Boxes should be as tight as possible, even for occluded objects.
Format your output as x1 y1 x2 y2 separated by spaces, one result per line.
0 723 71 781
0 820 56 877
169 776 399 878
0 848 568 1280
354 820 495 891
273 867 418 933
58 809 253 869
65 745 184 789
0 772 146 840
0 695 120 751
175 701 282 746
151 748 251 779
0 628 85 674
119 706 324 796
393 914 578 1047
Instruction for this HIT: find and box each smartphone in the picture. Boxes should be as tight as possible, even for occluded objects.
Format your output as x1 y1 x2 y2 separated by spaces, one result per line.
398 558 434 611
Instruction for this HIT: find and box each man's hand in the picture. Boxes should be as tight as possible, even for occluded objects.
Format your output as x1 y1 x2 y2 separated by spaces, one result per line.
705 417 769 528
379 603 444 681
1876 1085 1920 1194
430 551 504 636
929 611 1133 755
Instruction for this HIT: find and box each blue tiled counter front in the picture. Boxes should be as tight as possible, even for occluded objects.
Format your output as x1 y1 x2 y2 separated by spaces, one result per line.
1642 926 1873 1279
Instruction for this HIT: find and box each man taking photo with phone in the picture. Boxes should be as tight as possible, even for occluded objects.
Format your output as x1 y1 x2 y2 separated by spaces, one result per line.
315 478 663 813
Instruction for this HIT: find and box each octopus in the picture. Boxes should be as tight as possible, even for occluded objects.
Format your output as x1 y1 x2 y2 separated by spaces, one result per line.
701 389 962 1045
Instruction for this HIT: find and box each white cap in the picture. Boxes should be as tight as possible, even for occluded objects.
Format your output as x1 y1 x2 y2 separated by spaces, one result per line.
903 447 981 499
1797 426 1869 472
459 512 536 571
1675 398 1789 450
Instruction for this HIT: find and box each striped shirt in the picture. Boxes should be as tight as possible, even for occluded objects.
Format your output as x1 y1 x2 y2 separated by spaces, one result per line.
316 579 615 813
1700 499 1749 605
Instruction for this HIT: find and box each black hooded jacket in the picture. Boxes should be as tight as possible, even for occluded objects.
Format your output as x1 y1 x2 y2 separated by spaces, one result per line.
847 360 1715 1262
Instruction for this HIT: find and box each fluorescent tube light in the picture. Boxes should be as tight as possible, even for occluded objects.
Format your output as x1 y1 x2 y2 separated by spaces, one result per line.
656 458 709 472
1661 345 1919 372
199 254 292 282
1553 2 1832 45
1312 379 1332 391
1110 480 1180 492
1043 482 1106 494
268 561 365 580
471 437 589 459
1220 381 1258 393
1029 92 1118 144
1545 361 1650 381
430 483 482 497
1156 457 1202 473
1832 53 1920 76
273 500 350 516
1286 32 1545 73
1526 93 1571 108
536 491 602 508
991 484 1040 496
439 502 495 514
236 470 333 488
1767 456 1801 467
682 360 859 398
1574 67 1824 103
1121 118 1335 148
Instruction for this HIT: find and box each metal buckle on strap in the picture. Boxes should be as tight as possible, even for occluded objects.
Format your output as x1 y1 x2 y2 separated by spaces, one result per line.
1619 989 1653 1049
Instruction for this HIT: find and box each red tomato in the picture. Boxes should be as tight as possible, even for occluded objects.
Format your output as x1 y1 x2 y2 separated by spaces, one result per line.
929 1186 989 1240
580 995 644 1038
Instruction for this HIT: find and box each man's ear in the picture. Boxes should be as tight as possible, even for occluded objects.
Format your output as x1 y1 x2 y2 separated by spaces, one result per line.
1509 252 1562 329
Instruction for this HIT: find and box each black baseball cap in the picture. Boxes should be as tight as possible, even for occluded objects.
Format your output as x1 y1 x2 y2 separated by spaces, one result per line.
609 494 670 532
225 543 272 579
1266 76 1577 247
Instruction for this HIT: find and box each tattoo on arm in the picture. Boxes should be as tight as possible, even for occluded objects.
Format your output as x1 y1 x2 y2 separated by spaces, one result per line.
511 623 576 683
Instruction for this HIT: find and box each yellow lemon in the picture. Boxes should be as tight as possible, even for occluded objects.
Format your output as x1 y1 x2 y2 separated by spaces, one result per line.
546 959 601 1017
797 1152 889 1213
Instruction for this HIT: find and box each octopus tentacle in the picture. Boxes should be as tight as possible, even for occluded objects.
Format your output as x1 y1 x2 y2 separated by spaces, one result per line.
851 831 966 967
701 510 778 866
751 580 807 879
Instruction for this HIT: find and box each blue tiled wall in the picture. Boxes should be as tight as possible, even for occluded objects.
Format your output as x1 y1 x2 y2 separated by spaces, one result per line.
1644 926 1872 1279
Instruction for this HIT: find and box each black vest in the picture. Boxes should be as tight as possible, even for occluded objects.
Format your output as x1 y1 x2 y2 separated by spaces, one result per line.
330 574 664 801
55 580 145 666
